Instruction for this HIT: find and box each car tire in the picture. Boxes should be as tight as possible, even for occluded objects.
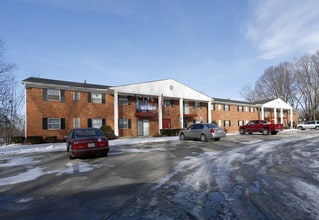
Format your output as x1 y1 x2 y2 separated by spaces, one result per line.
200 134 208 142
214 138 220 141
179 133 186 140
240 128 245 135
67 145 69 152
263 128 269 135
298 126 303 130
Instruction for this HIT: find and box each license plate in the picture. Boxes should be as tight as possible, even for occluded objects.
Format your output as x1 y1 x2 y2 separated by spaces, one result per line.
88 143 95 148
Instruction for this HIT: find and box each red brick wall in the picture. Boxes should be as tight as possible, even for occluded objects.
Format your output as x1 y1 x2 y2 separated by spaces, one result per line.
26 88 114 140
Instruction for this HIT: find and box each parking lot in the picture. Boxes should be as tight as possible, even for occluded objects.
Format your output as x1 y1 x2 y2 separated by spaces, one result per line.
0 130 319 219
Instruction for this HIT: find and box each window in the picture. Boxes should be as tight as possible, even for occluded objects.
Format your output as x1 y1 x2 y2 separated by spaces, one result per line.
92 93 102 103
238 106 243 112
164 100 173 108
88 118 106 128
48 89 60 101
211 103 215 110
73 91 80 101
119 119 132 129
119 96 130 105
218 104 222 110
73 118 80 128
224 105 230 111
224 120 231 127
92 119 102 128
88 92 105 103
43 89 64 101
194 101 201 109
43 118 65 130
250 107 254 112
238 120 244 126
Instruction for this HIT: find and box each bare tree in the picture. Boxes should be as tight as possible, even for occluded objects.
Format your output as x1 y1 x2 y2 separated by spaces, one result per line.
0 39 20 144
240 84 258 102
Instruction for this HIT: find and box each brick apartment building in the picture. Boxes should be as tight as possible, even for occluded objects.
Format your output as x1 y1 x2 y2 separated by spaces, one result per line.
22 77 298 141
212 98 298 133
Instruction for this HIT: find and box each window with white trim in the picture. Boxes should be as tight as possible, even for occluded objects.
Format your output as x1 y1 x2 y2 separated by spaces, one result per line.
119 119 132 129
91 93 102 103
92 118 103 128
48 118 61 130
164 100 173 108
238 106 243 112
119 96 129 105
194 101 201 109
224 120 231 127
250 107 254 112
73 118 80 128
47 89 60 101
73 91 80 101
224 104 230 111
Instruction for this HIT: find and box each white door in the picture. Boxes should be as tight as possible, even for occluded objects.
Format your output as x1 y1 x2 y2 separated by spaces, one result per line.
137 120 150 136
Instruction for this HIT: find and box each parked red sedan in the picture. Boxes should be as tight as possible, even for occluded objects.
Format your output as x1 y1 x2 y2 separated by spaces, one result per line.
66 128 109 159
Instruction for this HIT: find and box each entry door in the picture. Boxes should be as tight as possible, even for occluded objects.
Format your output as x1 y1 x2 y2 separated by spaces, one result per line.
137 120 150 136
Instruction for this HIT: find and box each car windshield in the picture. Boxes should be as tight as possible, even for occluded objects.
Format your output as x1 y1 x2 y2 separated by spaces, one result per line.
73 129 102 138
205 123 218 128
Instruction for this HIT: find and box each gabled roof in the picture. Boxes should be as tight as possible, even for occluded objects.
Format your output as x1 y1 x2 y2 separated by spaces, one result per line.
22 77 111 91
259 98 293 109
110 79 211 101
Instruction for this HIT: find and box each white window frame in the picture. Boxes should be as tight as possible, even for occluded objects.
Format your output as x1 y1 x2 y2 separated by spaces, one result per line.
91 93 102 103
47 89 60 101
224 105 230 111
119 119 129 129
224 120 231 127
48 118 61 130
73 91 80 101
119 96 129 105
194 101 201 109
92 118 102 128
73 118 80 128
164 100 172 108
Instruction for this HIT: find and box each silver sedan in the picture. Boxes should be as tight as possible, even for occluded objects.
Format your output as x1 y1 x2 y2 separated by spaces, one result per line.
179 123 226 142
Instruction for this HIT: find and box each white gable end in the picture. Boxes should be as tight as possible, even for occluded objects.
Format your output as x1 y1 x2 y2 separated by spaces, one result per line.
111 79 211 101
262 98 292 109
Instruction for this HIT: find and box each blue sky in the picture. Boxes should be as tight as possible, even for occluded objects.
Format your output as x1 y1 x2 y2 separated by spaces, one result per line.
1 0 319 100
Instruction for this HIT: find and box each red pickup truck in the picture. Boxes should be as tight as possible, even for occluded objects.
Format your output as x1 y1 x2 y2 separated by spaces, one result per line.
239 120 284 135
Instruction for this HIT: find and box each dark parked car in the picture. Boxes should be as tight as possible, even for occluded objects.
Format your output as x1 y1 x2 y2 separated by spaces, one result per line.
66 128 109 159
179 123 226 142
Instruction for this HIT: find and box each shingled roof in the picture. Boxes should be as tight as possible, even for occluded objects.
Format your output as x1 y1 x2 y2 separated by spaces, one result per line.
22 77 112 90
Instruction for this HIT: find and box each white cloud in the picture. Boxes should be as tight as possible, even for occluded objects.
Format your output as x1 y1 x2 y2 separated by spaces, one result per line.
246 0 319 59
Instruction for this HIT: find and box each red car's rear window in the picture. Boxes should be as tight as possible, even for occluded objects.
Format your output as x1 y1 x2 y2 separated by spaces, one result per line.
73 129 103 138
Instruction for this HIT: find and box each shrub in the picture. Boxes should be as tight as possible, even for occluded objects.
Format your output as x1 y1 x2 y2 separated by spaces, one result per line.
160 128 182 136
11 136 25 144
100 125 116 140
45 136 57 143
27 136 43 144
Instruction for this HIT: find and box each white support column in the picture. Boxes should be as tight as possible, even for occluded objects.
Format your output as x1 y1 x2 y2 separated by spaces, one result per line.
158 95 163 133
208 100 212 123
280 108 284 124
261 106 265 120
114 91 119 136
179 98 184 128
274 108 277 124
